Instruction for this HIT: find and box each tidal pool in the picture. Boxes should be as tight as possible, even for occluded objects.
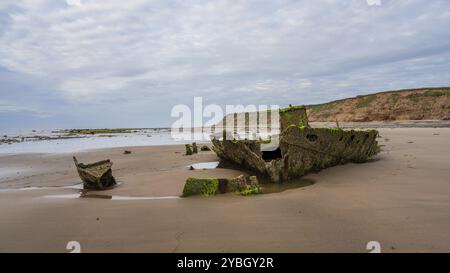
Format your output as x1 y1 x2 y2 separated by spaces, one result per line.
190 161 219 170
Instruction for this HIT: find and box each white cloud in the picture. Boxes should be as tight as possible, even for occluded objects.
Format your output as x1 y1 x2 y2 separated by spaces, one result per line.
0 0 449 126
0 100 48 117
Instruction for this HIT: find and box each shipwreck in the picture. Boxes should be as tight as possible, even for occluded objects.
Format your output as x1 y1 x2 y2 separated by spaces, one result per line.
73 157 117 190
211 106 380 183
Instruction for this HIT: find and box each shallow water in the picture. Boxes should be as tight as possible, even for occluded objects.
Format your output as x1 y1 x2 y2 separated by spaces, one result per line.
0 181 179 201
43 193 179 200
0 131 174 154
0 167 29 180
0 129 214 154
190 161 219 170
0 184 84 192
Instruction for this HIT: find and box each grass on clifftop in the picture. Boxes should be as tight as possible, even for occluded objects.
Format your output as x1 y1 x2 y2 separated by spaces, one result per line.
308 102 336 113
355 95 377 108
406 90 450 102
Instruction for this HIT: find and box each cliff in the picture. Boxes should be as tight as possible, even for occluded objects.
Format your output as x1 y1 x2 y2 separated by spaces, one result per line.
306 87 450 122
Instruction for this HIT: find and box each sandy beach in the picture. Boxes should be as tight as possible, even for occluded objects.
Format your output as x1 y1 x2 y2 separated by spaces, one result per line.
0 127 449 253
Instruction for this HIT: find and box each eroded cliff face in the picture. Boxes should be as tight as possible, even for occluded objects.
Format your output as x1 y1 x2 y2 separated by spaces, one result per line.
306 87 450 122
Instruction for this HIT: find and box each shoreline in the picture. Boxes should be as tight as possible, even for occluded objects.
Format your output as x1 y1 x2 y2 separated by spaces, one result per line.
2 120 450 156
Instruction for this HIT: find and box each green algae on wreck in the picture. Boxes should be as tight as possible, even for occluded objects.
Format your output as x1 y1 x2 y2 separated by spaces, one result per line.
181 175 262 197
182 177 219 197
278 105 309 130
192 142 198 154
185 144 193 155
229 175 262 196
73 157 117 190
211 106 380 183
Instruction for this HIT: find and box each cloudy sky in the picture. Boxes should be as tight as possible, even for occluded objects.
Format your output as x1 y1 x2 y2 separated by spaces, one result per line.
0 0 449 129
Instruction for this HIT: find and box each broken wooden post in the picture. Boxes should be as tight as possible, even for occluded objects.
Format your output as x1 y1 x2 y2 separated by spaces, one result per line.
73 157 117 190
185 144 193 155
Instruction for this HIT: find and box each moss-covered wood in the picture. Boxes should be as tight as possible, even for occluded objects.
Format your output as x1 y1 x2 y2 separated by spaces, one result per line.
211 107 380 183
185 144 193 155
280 126 379 180
279 105 309 131
182 177 219 197
73 157 117 190
181 175 262 197
230 175 261 196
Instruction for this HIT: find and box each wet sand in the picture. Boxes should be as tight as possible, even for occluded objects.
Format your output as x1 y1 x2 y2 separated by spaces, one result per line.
0 128 449 252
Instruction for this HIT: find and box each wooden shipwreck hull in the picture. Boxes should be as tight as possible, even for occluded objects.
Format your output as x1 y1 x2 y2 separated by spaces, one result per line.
211 107 380 183
73 157 117 190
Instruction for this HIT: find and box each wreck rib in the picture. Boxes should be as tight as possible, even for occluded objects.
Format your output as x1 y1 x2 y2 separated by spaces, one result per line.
211 106 380 183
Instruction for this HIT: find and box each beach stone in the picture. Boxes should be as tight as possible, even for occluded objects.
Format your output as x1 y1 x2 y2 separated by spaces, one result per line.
192 142 198 154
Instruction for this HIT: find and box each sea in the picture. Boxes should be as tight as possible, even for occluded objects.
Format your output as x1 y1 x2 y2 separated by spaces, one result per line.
1 120 449 154
0 128 211 154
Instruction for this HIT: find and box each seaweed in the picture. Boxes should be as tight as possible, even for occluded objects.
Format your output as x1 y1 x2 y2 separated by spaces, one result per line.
182 177 219 197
